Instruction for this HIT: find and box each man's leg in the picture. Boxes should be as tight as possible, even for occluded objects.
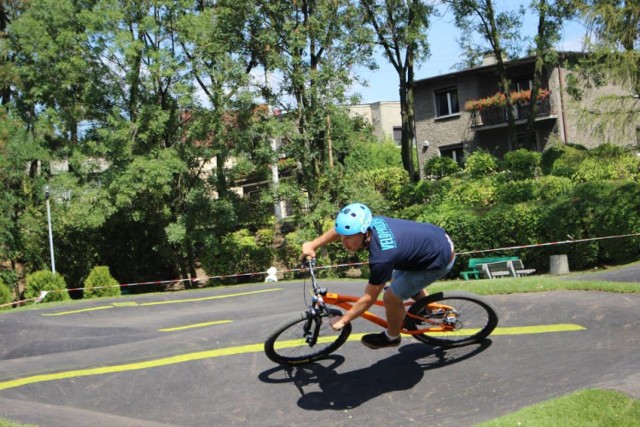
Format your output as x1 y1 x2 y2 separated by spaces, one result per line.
361 264 454 349
383 289 405 337
360 288 404 349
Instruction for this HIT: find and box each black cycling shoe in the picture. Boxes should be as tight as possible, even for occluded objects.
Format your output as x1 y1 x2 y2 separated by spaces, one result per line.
361 332 401 349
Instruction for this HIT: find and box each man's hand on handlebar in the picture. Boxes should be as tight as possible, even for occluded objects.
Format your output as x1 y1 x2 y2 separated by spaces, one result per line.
301 242 317 261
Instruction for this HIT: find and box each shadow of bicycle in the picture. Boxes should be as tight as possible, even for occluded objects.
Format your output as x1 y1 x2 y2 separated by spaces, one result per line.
258 339 492 410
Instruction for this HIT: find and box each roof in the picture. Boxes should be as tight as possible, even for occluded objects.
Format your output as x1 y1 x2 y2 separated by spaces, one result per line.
414 51 585 86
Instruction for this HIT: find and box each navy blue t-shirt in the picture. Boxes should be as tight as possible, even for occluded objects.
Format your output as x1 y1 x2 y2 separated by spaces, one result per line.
367 216 452 285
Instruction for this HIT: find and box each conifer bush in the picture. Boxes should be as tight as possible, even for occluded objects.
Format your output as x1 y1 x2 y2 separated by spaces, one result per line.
83 266 121 298
24 271 69 302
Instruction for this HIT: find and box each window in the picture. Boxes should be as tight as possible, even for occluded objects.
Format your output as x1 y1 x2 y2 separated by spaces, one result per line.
511 77 532 92
440 143 464 166
434 88 460 117
392 126 402 146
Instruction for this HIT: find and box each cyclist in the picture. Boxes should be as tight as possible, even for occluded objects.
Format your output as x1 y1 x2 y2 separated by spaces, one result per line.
301 202 455 349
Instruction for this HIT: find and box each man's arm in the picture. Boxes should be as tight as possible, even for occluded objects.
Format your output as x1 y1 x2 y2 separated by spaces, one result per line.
330 283 384 330
301 227 341 259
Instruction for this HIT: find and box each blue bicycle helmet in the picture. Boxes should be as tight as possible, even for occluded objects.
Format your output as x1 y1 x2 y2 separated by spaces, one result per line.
335 203 373 236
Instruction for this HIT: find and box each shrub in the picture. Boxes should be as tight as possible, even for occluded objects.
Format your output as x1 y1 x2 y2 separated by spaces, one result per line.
592 181 640 263
502 149 541 180
464 150 498 178
572 153 640 182
351 167 410 213
83 266 121 299
533 176 574 201
541 144 568 175
483 203 542 250
537 182 612 270
24 271 69 302
545 145 588 179
495 179 537 204
445 177 497 207
424 156 460 179
395 180 439 214
590 143 627 158
0 281 12 310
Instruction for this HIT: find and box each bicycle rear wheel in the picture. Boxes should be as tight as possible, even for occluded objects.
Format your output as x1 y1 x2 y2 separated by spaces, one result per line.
405 291 498 348
264 308 352 365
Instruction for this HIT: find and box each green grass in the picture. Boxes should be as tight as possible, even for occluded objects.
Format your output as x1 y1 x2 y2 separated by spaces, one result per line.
429 274 640 295
477 389 640 426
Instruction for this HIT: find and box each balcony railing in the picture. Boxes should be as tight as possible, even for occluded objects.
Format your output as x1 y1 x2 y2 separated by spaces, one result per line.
470 97 553 127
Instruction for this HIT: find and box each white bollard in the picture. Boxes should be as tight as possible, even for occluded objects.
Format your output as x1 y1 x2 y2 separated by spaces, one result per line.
265 266 278 282
550 254 570 275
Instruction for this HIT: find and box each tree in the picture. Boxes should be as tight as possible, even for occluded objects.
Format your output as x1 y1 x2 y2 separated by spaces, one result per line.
570 0 640 144
0 110 48 291
449 0 525 149
250 0 376 234
8 0 112 147
173 2 285 283
360 0 433 182
522 0 575 144
0 0 29 106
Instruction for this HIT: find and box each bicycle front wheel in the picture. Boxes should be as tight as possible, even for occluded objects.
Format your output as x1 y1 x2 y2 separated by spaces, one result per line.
405 291 498 348
264 309 352 365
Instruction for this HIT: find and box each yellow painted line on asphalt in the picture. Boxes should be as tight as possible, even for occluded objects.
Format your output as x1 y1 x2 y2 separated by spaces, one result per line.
41 306 114 316
139 288 282 306
0 323 584 392
158 320 232 332
400 323 586 337
40 288 282 316
489 324 586 335
0 343 264 391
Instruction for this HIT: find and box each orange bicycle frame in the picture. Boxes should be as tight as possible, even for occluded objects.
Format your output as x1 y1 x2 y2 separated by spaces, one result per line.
322 292 455 335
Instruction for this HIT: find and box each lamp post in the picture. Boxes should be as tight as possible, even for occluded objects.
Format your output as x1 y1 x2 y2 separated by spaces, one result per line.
45 185 56 274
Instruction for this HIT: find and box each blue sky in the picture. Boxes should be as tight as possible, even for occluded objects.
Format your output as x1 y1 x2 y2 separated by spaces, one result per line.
353 8 587 104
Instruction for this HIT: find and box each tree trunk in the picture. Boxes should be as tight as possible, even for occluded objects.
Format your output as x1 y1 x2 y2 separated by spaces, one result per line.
399 78 417 182
216 153 227 197
326 112 333 169
406 52 419 182
524 0 547 147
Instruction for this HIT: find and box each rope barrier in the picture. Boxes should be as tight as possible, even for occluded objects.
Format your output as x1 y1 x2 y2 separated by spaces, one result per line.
2 231 639 309
458 232 640 255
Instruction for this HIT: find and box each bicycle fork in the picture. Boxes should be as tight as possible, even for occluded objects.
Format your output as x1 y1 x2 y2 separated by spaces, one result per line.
302 314 323 347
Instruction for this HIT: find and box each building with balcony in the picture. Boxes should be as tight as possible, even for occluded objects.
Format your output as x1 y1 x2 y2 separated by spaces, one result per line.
413 52 637 167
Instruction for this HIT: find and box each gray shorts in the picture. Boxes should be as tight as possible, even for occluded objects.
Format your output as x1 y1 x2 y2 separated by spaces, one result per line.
388 256 456 300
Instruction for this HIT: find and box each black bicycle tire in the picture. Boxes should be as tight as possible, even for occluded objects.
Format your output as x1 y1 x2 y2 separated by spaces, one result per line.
264 309 352 365
405 291 498 348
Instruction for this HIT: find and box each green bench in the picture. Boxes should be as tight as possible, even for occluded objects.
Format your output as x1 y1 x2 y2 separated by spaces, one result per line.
460 256 520 280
